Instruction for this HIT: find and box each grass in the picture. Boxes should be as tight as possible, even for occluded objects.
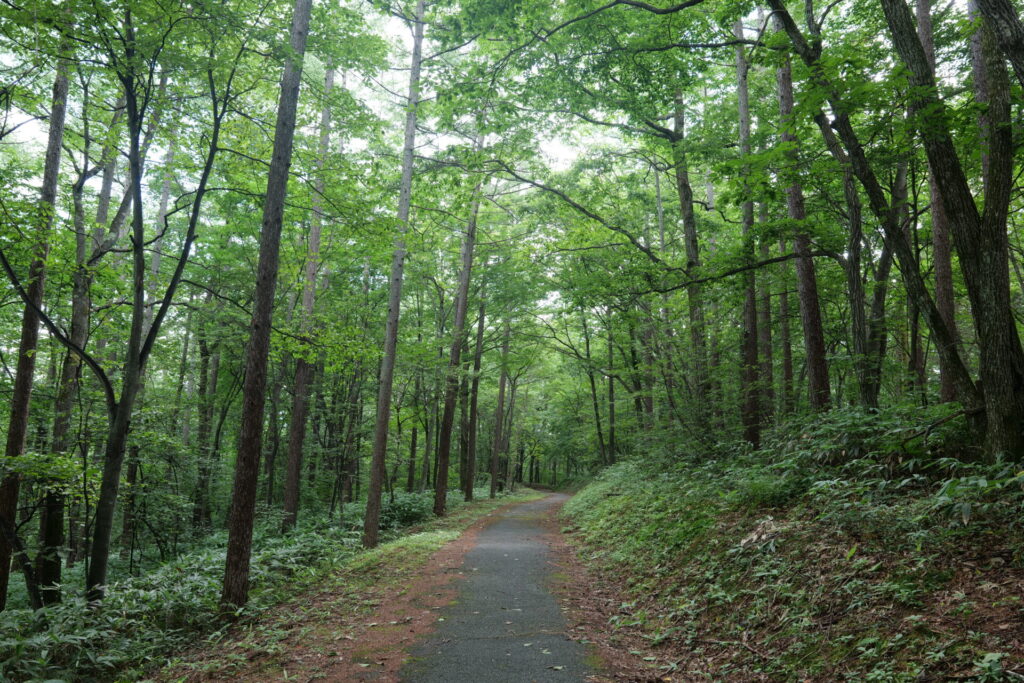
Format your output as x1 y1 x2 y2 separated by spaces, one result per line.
561 411 1024 681
0 487 541 683
152 487 543 682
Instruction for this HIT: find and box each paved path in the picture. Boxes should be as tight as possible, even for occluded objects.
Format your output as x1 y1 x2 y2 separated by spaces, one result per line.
400 494 589 682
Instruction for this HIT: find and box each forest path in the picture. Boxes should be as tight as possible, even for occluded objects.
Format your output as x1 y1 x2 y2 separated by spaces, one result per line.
398 493 590 682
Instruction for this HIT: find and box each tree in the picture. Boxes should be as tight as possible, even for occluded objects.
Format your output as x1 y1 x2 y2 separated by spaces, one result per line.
0 28 70 611
222 0 313 609
363 0 426 549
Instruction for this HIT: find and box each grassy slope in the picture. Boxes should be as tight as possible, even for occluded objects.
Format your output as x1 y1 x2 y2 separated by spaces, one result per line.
562 453 1024 681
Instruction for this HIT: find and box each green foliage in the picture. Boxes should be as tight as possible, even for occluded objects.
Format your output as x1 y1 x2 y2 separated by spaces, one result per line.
1 514 371 681
562 408 1024 680
379 491 435 529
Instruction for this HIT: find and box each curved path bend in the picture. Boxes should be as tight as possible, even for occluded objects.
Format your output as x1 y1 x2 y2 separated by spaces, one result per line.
400 493 589 682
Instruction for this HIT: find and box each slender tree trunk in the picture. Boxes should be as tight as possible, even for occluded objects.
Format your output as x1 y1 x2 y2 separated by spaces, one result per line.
283 66 333 531
433 171 482 516
581 311 608 464
490 322 510 499
607 322 616 462
457 351 471 494
775 25 831 411
364 0 425 547
192 319 219 530
222 0 312 607
84 34 223 600
407 374 420 492
465 297 485 501
839 161 872 409
262 362 285 505
919 0 958 403
0 52 69 611
757 207 774 425
736 21 761 448
778 240 795 414
671 94 709 410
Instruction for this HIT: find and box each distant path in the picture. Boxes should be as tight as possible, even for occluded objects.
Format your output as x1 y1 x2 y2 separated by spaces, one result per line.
399 494 589 682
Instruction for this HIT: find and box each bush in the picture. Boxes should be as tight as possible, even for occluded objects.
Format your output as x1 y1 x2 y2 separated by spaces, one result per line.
380 491 435 529
0 519 361 682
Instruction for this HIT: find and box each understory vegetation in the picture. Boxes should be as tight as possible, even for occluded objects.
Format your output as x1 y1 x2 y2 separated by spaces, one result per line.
563 405 1024 682
0 487 510 682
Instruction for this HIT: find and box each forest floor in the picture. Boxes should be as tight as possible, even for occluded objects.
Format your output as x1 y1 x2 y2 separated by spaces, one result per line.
154 491 667 683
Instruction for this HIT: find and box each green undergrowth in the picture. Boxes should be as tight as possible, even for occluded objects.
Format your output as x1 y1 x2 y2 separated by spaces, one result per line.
0 487 539 682
562 405 1024 681
156 486 542 681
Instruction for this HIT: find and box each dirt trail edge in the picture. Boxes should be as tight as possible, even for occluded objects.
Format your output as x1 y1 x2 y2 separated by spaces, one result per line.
399 493 589 682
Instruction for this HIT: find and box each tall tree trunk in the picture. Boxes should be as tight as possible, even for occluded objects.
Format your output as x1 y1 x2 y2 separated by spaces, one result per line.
839 159 872 409
457 351 471 495
581 311 608 464
465 297 486 501
778 240 795 414
262 361 285 505
919 0 958 403
757 207 774 424
38 167 94 605
433 171 482 516
671 94 709 411
283 66 333 531
85 33 223 600
775 23 831 411
407 374 420 492
607 321 616 462
490 322 510 499
0 52 69 611
363 0 425 548
880 0 1022 457
192 318 219 531
736 21 761 448
222 0 312 608
769 1 981 431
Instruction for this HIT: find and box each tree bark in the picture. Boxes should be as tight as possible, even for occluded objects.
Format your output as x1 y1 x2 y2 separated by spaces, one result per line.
0 51 69 611
670 94 709 411
192 317 219 531
757 207 774 424
778 240 795 414
364 0 423 548
607 321 616 462
363 0 426 547
282 66 333 531
465 297 486 501
433 172 482 516
919 0 958 403
222 0 312 608
736 21 760 448
490 322 511 498
775 28 831 411
581 310 608 464
880 0 1023 457
974 0 1024 89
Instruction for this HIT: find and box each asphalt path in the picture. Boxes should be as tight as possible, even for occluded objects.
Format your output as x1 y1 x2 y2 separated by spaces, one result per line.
399 493 589 682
